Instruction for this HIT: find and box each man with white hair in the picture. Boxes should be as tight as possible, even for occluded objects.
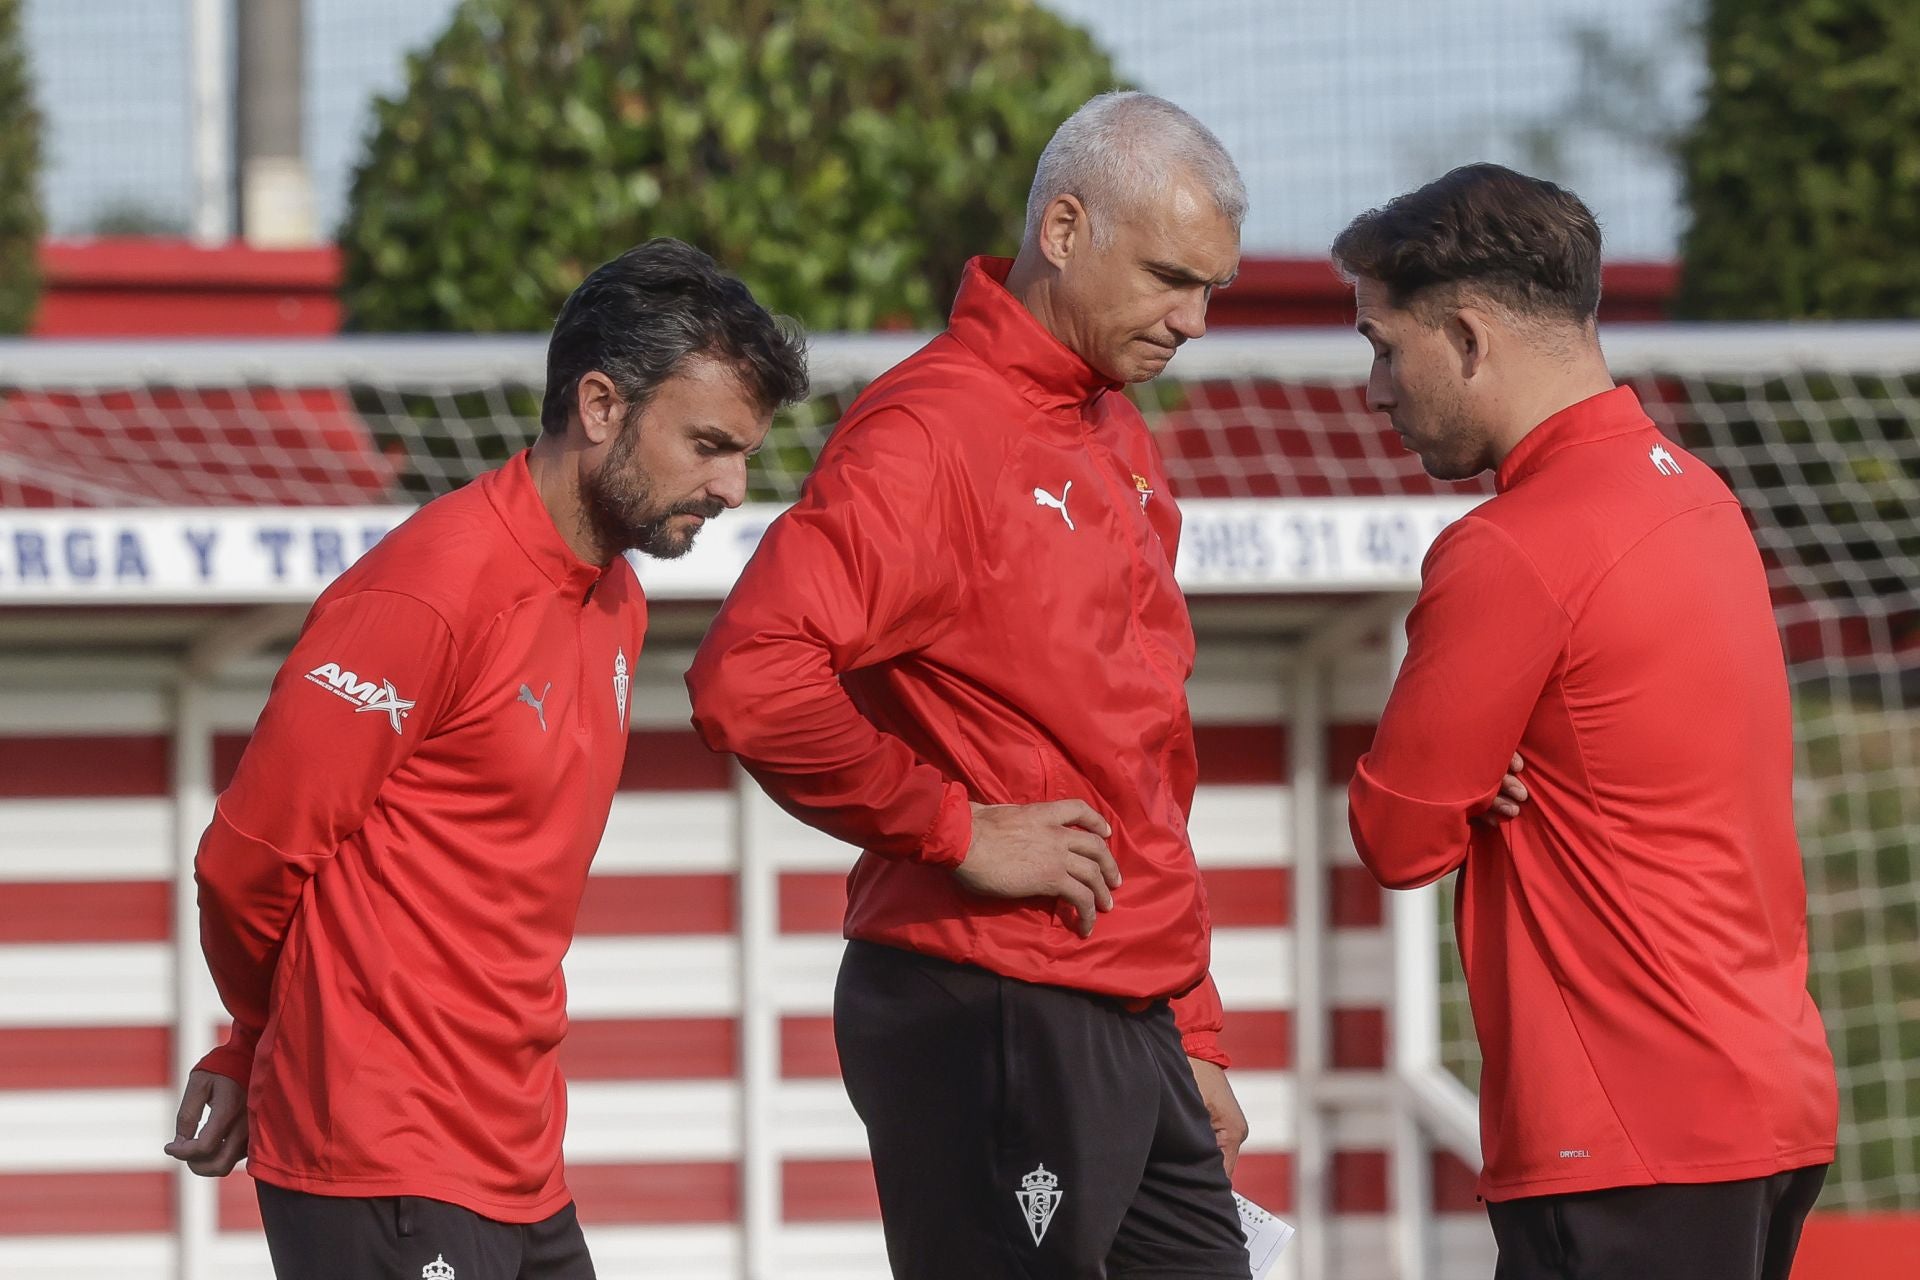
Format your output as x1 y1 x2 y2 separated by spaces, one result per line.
687 92 1251 1277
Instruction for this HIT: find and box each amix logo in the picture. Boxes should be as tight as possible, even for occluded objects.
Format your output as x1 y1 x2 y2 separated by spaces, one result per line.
305 661 415 734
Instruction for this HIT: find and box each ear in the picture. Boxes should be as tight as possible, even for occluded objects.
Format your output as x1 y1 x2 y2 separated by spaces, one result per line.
1036 193 1090 269
1448 306 1498 380
573 371 625 447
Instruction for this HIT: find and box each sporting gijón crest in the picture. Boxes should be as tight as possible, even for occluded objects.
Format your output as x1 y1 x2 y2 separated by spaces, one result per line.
1017 1163 1062 1245
613 649 630 724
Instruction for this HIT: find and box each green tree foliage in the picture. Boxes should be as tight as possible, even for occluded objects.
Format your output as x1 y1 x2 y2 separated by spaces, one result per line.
341 0 1121 332
1678 0 1920 319
0 0 43 333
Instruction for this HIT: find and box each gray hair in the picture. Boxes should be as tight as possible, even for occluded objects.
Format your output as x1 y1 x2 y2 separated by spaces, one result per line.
1023 92 1248 248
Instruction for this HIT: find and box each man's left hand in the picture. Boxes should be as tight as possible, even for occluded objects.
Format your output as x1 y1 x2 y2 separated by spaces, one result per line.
1472 753 1529 826
163 1068 249 1177
1187 1056 1248 1176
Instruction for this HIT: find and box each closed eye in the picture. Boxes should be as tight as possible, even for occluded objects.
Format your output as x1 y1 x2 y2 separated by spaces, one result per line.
1145 259 1226 292
694 431 759 458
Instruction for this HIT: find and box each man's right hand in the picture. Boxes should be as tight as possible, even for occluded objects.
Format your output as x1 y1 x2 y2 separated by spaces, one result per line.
163 1068 249 1177
953 800 1121 937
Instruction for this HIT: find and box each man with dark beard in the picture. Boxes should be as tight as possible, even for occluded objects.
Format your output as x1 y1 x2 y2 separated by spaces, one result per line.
162 239 806 1279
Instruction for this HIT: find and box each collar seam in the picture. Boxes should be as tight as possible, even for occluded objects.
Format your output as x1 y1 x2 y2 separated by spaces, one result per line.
946 327 1103 423
486 454 602 593
1505 420 1653 488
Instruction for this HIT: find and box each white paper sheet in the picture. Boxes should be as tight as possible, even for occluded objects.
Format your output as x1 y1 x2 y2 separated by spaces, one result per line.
1235 1191 1298 1279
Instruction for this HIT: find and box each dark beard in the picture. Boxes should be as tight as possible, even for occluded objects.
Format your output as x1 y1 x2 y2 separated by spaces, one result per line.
582 419 722 560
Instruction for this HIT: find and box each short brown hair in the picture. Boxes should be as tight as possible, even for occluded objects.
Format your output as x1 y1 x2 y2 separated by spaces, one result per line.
1331 163 1602 325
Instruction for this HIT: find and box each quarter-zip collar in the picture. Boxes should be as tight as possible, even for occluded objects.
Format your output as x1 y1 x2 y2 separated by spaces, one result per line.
1496 385 1651 493
947 256 1121 421
483 449 607 602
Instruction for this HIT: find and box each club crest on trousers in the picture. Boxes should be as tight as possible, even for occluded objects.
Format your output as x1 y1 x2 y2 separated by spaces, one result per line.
1017 1163 1063 1245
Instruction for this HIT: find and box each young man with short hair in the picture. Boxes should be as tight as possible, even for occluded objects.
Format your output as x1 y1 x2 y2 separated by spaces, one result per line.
1337 164 1836 1280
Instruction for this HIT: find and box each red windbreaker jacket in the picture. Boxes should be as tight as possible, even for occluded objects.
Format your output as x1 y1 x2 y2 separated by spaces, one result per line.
194 452 644 1220
688 257 1227 1061
1350 387 1836 1199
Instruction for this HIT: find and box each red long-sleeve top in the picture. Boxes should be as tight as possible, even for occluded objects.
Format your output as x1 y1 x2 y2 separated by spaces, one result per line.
1350 386 1836 1199
687 257 1227 1061
193 451 644 1220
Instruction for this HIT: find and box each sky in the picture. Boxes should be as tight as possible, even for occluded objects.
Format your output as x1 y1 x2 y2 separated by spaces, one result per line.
22 0 1701 258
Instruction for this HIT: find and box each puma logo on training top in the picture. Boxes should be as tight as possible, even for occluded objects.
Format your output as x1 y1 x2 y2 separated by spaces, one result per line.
1650 444 1683 476
1033 482 1075 531
518 681 550 732
304 662 415 734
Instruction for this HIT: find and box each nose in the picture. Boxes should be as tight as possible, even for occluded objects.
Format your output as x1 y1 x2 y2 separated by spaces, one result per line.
1365 361 1395 415
1166 288 1209 344
711 456 750 510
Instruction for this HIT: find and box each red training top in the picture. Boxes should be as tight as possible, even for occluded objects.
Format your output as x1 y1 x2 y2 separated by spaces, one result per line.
687 256 1227 1062
1350 386 1836 1199
194 451 645 1221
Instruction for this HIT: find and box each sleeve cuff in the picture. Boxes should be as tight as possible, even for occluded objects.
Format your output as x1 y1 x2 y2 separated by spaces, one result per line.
912 781 973 868
1181 1031 1231 1069
194 1026 259 1090
1170 973 1229 1067
1348 754 1480 891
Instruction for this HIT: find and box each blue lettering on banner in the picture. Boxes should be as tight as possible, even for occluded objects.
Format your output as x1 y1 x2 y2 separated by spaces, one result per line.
14 530 49 583
312 527 347 578
1281 516 1341 576
64 529 97 582
1361 516 1417 574
115 530 149 582
360 525 388 555
184 527 219 581
1188 517 1273 576
733 519 773 557
257 528 294 580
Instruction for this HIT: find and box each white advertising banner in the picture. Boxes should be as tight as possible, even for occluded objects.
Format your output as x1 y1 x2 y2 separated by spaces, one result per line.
0 507 414 604
1174 496 1483 593
0 497 1479 605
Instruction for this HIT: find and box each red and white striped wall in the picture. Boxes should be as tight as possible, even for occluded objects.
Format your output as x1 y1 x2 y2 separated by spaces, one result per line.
0 639 1494 1279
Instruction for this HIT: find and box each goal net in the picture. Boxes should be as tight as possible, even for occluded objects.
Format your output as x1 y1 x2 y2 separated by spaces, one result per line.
1 326 1914 1213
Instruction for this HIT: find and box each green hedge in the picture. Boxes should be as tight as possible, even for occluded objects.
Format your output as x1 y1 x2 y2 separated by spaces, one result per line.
341 0 1121 332
1677 0 1920 319
0 0 42 333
